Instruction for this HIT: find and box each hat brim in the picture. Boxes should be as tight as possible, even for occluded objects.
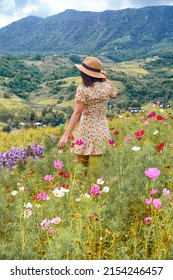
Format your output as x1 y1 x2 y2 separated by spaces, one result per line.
75 64 105 79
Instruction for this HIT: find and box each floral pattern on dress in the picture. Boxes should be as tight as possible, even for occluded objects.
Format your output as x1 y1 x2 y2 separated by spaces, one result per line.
71 81 118 155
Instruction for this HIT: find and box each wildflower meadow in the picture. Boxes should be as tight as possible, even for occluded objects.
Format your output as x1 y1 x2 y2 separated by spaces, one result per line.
0 108 173 260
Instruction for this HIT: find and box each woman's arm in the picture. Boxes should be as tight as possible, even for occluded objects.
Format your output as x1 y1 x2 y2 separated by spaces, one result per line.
57 101 84 149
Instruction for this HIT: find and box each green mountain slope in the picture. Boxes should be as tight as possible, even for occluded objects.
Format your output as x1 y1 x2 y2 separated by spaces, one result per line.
0 6 173 58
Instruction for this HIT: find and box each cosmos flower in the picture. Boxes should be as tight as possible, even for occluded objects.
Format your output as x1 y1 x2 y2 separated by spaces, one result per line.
54 160 64 169
145 168 160 181
153 198 162 209
132 146 141 151
144 217 152 223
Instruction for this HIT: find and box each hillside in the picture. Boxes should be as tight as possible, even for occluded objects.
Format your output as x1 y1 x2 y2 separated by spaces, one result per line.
0 6 173 59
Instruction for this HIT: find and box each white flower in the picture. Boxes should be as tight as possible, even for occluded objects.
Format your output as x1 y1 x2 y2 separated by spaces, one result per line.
84 193 91 198
160 109 164 112
52 188 65 197
119 115 124 118
153 130 159 135
19 187 25 192
60 187 70 193
11 190 18 196
153 104 156 107
102 186 110 193
132 146 141 151
24 202 33 209
24 209 32 218
35 204 42 208
97 178 105 185
75 198 81 202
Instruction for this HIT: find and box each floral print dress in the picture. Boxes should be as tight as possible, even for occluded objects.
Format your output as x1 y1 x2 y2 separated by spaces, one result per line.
71 81 118 155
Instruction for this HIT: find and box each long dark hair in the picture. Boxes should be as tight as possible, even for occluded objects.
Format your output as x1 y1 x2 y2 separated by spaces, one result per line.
81 72 103 87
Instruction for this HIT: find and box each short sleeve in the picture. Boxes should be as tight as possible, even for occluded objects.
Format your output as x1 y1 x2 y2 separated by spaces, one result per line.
107 81 118 98
75 85 86 104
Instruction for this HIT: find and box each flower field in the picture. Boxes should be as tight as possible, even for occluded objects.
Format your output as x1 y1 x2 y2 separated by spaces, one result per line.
0 108 173 260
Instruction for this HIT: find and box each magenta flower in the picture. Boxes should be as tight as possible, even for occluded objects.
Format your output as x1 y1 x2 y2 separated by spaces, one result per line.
145 197 153 205
163 188 171 198
144 168 161 181
51 134 57 140
36 192 48 201
90 185 101 196
144 217 152 223
49 227 55 234
147 112 156 118
151 188 158 195
44 174 53 181
54 160 64 169
153 198 162 209
124 136 132 142
108 139 115 145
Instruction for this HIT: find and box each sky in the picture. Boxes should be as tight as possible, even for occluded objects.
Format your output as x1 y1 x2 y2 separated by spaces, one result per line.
0 0 173 28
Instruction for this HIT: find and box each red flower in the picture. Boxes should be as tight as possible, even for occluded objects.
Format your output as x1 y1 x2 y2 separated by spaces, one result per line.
68 135 74 140
59 171 64 176
39 155 44 158
114 131 119 135
135 130 145 137
157 115 165 121
136 137 143 141
64 172 70 179
157 142 164 152
61 184 69 189
109 118 113 121
109 127 114 130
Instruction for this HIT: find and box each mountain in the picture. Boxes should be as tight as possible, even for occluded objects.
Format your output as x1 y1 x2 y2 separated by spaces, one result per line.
0 6 173 58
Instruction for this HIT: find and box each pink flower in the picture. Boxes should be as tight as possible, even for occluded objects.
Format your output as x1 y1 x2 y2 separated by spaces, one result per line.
54 160 64 169
40 219 51 227
36 192 48 200
144 121 149 125
51 217 61 224
144 168 161 181
90 185 101 196
151 188 158 195
163 188 171 198
44 174 53 181
153 198 162 209
145 197 153 205
51 134 57 140
108 139 115 145
144 217 152 223
49 227 55 234
124 136 132 142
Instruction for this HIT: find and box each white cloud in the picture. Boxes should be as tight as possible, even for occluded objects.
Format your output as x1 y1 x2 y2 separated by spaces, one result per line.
0 0 172 28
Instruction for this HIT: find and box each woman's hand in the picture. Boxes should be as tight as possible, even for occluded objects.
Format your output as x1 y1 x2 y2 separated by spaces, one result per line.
57 135 69 149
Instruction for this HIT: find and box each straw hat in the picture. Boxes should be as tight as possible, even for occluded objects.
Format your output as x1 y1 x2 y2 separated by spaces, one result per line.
75 56 105 78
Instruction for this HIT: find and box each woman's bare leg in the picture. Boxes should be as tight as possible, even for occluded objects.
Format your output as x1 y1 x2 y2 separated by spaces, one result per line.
76 155 89 167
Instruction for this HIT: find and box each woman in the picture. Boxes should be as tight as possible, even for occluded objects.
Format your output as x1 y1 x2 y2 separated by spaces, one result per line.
57 56 118 167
